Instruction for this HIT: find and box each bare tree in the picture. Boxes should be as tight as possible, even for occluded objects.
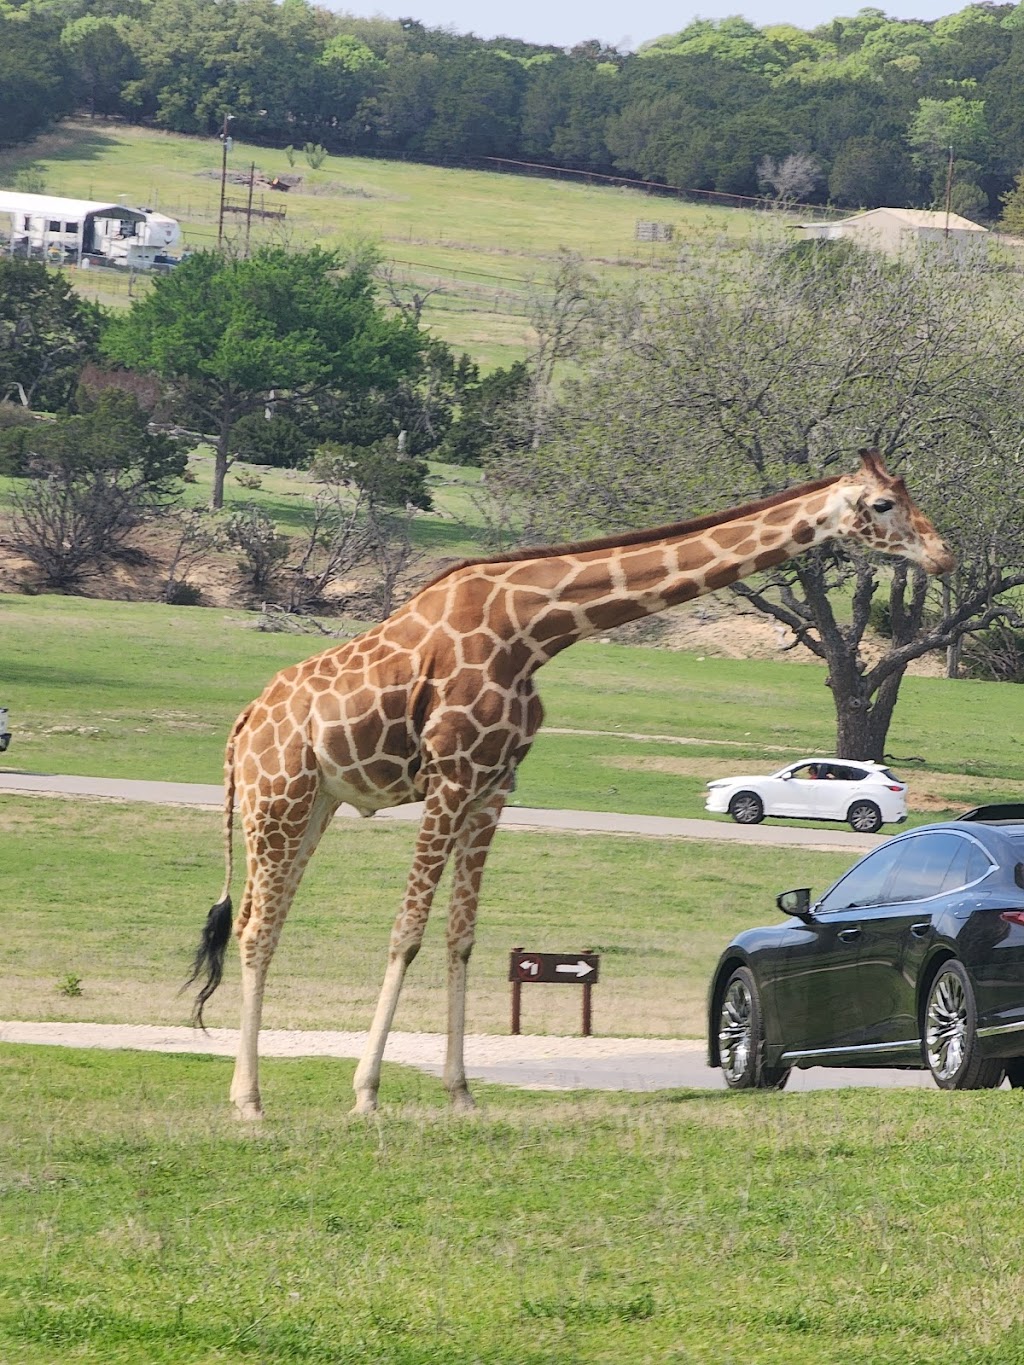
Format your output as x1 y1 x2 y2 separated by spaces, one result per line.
161 508 225 604
524 249 599 451
282 485 374 614
757 153 822 206
486 234 1024 760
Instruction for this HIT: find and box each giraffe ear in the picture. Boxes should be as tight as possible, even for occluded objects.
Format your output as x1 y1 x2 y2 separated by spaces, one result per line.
857 447 891 480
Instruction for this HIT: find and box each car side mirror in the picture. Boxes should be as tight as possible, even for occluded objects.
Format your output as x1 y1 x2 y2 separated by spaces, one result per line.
777 887 812 918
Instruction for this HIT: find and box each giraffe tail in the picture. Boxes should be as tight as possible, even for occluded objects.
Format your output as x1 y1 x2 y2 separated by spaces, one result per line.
182 706 251 1029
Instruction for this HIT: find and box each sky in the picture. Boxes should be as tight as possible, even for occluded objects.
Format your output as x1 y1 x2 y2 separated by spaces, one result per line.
326 0 972 51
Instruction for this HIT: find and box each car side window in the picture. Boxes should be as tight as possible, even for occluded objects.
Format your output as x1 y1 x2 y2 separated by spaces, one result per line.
954 841 993 891
816 842 907 913
885 832 982 902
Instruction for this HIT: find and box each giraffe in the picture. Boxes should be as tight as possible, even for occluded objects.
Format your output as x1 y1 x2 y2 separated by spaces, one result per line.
186 448 954 1119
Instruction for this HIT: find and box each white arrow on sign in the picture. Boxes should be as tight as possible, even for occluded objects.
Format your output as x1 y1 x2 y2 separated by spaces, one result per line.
555 959 595 979
519 958 540 975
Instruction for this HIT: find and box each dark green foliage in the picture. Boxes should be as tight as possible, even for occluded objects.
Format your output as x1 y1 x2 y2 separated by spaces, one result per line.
0 9 73 147
441 361 531 467
315 439 432 510
102 246 423 507
228 412 314 469
0 259 103 413
11 2 1024 211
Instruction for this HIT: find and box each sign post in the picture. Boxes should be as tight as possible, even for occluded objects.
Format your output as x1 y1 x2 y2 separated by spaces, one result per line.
509 947 601 1037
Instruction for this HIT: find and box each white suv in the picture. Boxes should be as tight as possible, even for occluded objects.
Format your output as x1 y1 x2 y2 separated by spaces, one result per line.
705 759 907 834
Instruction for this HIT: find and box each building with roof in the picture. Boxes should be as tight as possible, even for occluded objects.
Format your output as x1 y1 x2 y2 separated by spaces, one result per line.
795 207 988 259
0 191 180 269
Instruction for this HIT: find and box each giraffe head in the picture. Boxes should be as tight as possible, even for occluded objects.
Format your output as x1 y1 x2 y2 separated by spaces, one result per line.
832 448 955 575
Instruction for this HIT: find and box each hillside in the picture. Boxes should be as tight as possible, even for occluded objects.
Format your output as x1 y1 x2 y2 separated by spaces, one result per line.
0 120 756 371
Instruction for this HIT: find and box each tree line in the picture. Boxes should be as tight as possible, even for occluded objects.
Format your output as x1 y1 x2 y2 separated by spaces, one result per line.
7 0 1024 217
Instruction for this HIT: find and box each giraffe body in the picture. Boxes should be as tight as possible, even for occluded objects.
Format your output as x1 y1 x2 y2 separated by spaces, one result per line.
187 450 954 1118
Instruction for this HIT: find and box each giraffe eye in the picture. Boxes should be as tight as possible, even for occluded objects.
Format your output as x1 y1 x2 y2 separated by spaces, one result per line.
872 498 895 513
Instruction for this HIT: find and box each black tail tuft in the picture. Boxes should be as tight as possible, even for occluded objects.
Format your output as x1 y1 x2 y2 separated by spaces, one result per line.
182 897 233 1031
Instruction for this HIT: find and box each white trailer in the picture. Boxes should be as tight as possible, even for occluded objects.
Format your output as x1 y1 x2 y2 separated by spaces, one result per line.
0 190 181 269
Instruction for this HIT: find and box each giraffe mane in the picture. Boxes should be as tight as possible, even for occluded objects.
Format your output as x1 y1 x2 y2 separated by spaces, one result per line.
418 474 842 590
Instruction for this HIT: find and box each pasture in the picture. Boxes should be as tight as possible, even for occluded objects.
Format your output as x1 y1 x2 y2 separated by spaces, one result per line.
0 119 755 370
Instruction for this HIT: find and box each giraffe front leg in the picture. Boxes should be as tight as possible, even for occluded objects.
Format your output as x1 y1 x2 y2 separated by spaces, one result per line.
351 934 422 1115
352 781 466 1115
443 792 505 1112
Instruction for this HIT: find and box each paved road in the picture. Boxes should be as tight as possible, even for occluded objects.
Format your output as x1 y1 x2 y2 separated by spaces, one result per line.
4 768 928 1093
0 1021 940 1092
0 768 883 852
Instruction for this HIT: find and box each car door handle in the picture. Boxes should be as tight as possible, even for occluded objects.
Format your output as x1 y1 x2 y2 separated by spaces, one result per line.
911 922 931 938
838 927 862 942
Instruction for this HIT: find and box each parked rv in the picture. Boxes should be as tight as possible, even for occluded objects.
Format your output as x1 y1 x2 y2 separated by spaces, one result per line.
0 191 181 271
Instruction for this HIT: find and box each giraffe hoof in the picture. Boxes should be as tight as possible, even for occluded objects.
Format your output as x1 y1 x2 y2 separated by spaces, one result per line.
233 1100 265 1122
450 1090 476 1114
351 1093 378 1115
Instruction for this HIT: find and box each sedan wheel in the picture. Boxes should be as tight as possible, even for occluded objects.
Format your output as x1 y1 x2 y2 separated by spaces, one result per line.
717 966 789 1090
923 960 1003 1090
847 799 882 834
728 791 765 826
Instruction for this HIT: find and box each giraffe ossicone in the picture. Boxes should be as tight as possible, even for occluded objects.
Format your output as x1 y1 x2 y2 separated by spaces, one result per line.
185 447 954 1120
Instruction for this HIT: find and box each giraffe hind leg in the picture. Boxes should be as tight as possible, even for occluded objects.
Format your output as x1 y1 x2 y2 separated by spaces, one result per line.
230 786 338 1120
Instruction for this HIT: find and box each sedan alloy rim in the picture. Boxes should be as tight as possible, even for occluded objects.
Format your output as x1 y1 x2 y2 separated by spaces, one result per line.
926 971 967 1081
719 979 752 1082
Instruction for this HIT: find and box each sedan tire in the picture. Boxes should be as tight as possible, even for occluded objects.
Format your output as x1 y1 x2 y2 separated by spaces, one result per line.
923 959 1003 1090
847 799 882 834
717 966 790 1091
728 791 765 826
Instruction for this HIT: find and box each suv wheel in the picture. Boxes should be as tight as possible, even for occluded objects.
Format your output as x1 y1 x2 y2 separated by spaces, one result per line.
728 791 764 825
848 799 882 834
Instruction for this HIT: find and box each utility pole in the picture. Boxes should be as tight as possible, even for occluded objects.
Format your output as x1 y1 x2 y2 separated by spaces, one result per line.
245 161 255 258
217 112 234 248
944 144 954 238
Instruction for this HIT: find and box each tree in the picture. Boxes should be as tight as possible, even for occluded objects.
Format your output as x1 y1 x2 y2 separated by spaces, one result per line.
486 235 1024 760
102 247 423 509
8 390 186 590
998 169 1024 234
907 97 990 206
0 259 102 412
756 151 822 205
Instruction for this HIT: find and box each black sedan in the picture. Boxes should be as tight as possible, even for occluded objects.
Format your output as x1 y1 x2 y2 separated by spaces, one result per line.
707 806 1024 1091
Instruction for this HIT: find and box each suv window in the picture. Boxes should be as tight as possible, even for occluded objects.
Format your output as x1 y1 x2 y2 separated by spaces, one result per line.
884 833 977 901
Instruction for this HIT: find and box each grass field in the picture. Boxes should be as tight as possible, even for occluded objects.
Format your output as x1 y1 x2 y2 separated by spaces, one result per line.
4 1045 1024 1365
1 796 851 1038
3 590 1023 818
0 119 760 369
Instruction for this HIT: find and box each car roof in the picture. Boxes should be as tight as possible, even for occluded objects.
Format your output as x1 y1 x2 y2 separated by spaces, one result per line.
787 758 889 769
957 803 1024 824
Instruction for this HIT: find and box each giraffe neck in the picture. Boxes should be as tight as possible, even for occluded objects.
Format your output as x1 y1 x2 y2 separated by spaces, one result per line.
497 478 845 660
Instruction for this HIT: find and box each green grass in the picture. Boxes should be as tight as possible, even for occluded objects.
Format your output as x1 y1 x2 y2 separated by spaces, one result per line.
1 796 850 1038
4 1044 1024 1364
2 591 1022 820
0 118 762 369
